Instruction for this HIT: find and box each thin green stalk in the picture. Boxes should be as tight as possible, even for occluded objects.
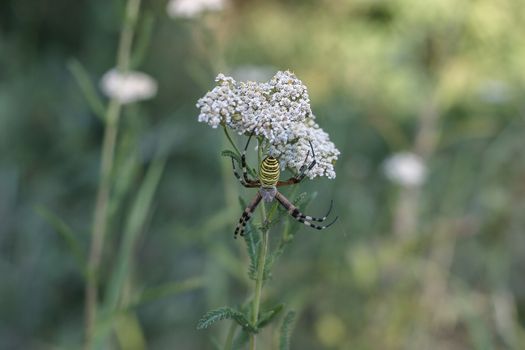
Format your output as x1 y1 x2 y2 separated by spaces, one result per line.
85 100 121 349
223 126 241 156
223 321 237 350
250 138 268 350
250 222 269 350
84 0 141 348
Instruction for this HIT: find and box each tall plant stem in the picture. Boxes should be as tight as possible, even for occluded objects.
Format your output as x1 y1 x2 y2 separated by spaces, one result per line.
84 0 141 348
250 154 269 350
223 126 241 156
250 222 269 350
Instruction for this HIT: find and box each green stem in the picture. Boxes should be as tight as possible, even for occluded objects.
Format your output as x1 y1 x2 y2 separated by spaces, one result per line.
84 0 141 348
223 321 237 350
223 126 241 156
250 136 269 350
250 222 269 350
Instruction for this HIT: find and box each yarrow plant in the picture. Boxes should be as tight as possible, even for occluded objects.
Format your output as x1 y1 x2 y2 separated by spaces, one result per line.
197 71 340 179
196 71 339 350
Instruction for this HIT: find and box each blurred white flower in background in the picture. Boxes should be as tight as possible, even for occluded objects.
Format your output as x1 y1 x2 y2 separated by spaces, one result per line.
384 152 427 187
100 69 157 104
477 79 511 104
167 0 226 18
196 71 340 179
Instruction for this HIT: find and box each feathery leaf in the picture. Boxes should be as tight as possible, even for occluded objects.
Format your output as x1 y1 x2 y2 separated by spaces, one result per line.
197 307 257 333
279 311 296 350
256 304 284 329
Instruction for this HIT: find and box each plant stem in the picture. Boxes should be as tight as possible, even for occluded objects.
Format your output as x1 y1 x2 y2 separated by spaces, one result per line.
223 126 241 156
85 100 121 349
248 137 272 350
223 321 237 350
250 228 269 350
84 0 141 348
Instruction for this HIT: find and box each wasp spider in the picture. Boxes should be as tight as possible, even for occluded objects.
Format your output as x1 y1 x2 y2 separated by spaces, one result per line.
230 134 338 238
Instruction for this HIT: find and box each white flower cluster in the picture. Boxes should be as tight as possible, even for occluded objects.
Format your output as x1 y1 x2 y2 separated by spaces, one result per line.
197 71 340 179
383 152 427 187
100 69 157 104
167 0 225 18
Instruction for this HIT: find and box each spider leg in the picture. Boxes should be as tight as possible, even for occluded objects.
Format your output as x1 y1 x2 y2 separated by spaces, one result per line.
274 192 338 229
234 192 263 238
231 158 259 188
240 132 257 184
277 141 317 187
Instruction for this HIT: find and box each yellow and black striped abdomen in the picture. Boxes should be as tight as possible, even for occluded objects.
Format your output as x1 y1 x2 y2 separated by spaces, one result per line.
259 156 280 187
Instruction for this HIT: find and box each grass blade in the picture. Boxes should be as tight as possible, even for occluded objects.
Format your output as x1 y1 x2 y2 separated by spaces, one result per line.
67 59 106 121
132 277 204 307
35 206 86 277
104 155 167 315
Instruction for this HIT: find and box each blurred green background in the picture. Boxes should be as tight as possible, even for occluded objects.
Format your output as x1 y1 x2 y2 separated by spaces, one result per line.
2 0 525 349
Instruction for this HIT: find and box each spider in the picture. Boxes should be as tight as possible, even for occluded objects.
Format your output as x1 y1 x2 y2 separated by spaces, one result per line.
230 134 338 238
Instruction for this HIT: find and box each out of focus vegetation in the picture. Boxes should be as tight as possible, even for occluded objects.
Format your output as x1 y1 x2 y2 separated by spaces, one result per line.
2 0 525 349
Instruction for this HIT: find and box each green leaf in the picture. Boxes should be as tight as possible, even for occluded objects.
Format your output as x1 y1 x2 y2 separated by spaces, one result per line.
288 192 316 237
256 304 284 329
293 191 311 208
197 307 257 333
232 329 250 350
67 59 106 121
239 196 261 280
222 150 242 164
104 155 167 316
223 150 258 178
262 253 274 281
248 241 260 280
277 192 309 217
132 277 204 307
210 336 222 350
35 206 86 276
279 311 296 350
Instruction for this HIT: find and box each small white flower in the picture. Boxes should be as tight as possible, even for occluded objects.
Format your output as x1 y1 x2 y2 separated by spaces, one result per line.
384 152 427 187
100 69 157 104
167 0 225 18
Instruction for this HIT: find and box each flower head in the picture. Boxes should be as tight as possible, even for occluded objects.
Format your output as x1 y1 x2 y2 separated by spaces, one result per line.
383 152 426 187
100 69 157 104
197 71 339 179
167 0 226 18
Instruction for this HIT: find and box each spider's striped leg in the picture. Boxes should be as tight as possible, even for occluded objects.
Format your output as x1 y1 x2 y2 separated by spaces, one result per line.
234 192 263 238
240 132 257 184
231 158 259 188
274 192 338 230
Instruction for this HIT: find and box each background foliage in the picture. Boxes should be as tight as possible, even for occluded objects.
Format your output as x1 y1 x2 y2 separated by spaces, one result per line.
1 0 525 349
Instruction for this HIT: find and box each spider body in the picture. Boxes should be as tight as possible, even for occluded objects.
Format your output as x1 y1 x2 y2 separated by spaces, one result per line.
259 156 280 188
259 156 279 202
230 134 337 238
